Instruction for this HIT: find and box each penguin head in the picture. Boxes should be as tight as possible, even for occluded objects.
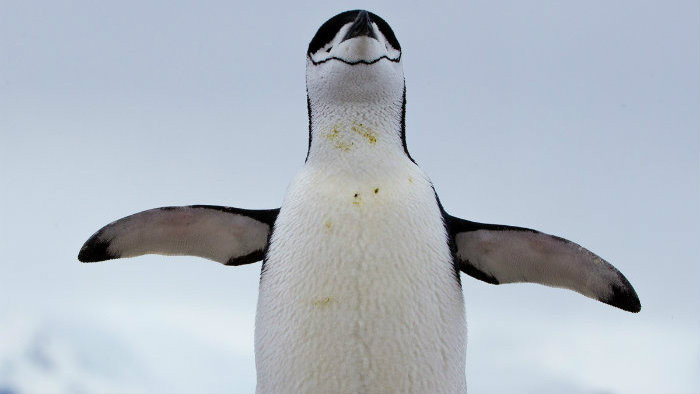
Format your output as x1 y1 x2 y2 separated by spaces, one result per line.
306 10 403 104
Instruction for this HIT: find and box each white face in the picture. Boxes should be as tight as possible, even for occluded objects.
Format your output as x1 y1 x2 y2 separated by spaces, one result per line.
306 10 404 104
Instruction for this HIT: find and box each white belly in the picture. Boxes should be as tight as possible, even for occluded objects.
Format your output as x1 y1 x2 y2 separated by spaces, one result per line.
255 160 466 394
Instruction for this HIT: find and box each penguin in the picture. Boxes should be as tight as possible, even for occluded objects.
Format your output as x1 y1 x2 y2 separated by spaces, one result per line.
79 10 640 394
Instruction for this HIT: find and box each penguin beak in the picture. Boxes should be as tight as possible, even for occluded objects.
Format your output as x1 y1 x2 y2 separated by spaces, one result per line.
341 10 377 43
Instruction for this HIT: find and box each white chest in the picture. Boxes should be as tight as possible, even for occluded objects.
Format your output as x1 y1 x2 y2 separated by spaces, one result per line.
254 156 466 394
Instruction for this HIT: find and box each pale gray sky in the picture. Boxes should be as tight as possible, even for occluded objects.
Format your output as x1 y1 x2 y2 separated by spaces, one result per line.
1 1 698 393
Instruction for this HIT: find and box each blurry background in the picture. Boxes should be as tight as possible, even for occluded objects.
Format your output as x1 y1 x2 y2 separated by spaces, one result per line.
1 1 698 393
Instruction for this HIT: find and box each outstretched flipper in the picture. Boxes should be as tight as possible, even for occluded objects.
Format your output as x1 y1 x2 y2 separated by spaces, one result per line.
79 205 279 266
446 214 641 312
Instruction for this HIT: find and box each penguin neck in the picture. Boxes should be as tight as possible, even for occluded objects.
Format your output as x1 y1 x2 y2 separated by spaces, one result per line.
305 87 410 167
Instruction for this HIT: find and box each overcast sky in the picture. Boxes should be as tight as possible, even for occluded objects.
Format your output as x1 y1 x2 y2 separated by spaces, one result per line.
1 1 698 393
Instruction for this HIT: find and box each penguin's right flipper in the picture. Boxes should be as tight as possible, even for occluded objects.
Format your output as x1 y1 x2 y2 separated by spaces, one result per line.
446 214 641 313
78 205 279 266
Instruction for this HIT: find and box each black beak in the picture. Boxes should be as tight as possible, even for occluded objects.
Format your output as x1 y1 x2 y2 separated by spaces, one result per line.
341 10 377 43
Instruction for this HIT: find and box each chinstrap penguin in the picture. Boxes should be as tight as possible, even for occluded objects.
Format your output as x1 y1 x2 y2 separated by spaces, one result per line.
79 10 641 394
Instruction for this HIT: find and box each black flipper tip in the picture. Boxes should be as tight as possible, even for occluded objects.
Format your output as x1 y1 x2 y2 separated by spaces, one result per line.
604 286 641 313
78 234 118 263
602 273 641 313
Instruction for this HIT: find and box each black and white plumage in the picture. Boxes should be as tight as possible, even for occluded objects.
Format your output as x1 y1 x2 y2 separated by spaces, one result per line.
79 10 640 394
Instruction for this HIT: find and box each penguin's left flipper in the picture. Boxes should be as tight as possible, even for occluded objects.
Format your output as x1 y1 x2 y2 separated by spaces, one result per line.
78 205 279 266
446 214 641 312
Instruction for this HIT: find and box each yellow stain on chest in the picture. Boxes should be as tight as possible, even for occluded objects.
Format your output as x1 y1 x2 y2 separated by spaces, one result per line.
352 192 362 206
351 123 377 144
323 123 378 151
313 296 335 308
324 125 354 151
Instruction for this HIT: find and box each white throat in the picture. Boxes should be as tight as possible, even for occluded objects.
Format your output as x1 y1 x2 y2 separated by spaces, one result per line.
306 77 406 167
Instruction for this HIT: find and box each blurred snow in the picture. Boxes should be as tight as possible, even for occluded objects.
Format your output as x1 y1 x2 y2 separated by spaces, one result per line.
0 309 256 394
0 315 149 394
